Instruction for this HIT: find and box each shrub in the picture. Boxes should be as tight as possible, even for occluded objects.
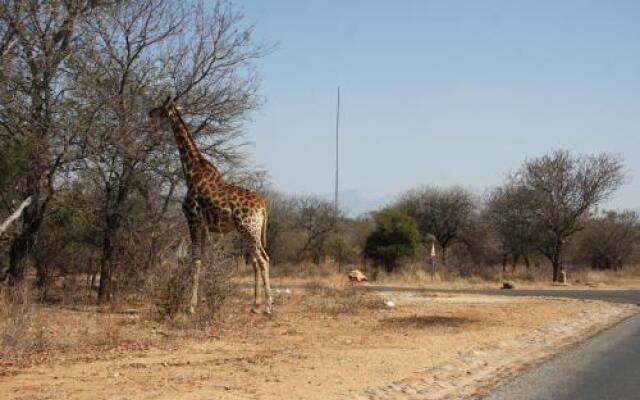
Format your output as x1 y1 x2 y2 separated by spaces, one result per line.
151 246 235 327
364 208 421 273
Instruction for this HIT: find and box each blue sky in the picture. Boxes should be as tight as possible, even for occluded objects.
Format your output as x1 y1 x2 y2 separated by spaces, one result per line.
239 0 640 210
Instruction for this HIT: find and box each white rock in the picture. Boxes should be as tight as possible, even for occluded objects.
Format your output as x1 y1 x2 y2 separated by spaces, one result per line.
348 270 367 282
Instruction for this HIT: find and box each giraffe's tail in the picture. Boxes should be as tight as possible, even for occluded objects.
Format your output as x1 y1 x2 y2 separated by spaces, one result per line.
261 208 268 249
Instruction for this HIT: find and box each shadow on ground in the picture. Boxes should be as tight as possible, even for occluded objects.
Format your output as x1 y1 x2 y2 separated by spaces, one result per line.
382 314 475 328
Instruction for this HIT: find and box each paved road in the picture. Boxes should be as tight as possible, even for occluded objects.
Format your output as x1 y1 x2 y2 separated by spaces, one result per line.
483 313 640 400
360 285 640 304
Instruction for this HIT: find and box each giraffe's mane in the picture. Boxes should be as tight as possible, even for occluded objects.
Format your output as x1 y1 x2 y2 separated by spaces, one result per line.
169 105 191 136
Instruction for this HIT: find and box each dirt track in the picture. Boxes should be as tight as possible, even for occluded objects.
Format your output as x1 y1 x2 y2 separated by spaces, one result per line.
1 291 636 400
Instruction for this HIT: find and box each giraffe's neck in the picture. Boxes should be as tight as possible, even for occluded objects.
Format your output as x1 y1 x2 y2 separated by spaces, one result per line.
166 106 222 181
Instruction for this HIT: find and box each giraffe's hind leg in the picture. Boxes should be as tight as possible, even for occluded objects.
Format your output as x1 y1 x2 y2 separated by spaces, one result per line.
256 243 273 314
236 224 272 314
251 256 261 313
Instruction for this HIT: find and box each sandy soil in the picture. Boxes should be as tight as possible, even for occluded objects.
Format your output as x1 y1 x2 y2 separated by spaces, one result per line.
1 290 636 400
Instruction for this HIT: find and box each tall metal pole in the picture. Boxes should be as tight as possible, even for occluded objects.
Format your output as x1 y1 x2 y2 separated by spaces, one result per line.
334 86 340 218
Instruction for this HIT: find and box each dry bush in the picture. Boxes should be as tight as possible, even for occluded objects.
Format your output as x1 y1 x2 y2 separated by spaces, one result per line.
90 315 124 347
149 247 237 329
0 284 49 359
302 281 386 315
60 275 91 305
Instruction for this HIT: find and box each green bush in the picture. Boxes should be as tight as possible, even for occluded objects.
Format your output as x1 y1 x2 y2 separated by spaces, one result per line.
364 208 421 272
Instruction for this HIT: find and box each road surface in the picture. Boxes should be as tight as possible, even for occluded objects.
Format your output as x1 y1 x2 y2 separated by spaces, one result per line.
483 312 640 400
359 285 640 399
361 285 640 304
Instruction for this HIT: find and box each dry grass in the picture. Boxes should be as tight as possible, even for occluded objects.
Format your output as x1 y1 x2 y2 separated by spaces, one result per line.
0 284 157 366
1 286 634 400
0 285 49 360
1 259 637 387
301 280 387 314
263 261 640 289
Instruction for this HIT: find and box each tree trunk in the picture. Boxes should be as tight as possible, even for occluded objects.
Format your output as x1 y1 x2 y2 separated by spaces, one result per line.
98 218 117 303
35 263 49 300
7 231 33 283
6 172 50 283
441 244 448 265
550 239 564 282
6 196 42 283
511 254 519 274
35 263 47 288
90 267 97 297
551 252 562 282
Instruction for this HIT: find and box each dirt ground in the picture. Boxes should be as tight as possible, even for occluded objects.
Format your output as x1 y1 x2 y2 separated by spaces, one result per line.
0 288 636 400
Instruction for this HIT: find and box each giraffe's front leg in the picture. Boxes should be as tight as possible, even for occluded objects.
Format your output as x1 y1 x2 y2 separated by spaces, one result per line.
183 195 203 315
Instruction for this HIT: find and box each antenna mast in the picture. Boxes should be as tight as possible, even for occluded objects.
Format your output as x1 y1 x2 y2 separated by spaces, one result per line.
334 86 340 218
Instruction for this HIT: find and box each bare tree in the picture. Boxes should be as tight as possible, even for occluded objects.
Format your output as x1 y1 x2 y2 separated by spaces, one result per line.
486 184 537 273
294 196 336 264
574 210 639 270
69 0 183 301
0 0 110 283
323 233 357 272
69 0 268 301
397 186 475 264
514 150 625 281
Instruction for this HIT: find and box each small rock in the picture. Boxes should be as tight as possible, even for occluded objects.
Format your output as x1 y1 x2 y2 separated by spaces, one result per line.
348 270 367 282
502 281 515 289
383 299 396 308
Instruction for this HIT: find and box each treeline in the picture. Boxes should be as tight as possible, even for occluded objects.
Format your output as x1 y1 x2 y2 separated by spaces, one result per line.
264 150 637 283
0 0 268 301
289 150 636 282
1 2 638 303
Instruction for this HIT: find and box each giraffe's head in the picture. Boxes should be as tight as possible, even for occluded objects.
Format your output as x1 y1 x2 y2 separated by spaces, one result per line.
148 95 176 124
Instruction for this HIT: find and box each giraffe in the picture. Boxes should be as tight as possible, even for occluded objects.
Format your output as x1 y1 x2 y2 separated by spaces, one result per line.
149 96 273 314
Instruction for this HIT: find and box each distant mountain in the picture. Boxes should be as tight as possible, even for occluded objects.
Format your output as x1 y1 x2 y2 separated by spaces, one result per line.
320 189 395 217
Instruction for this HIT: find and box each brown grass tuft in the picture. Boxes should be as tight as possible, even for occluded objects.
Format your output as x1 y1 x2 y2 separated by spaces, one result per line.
0 284 49 358
302 281 386 315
